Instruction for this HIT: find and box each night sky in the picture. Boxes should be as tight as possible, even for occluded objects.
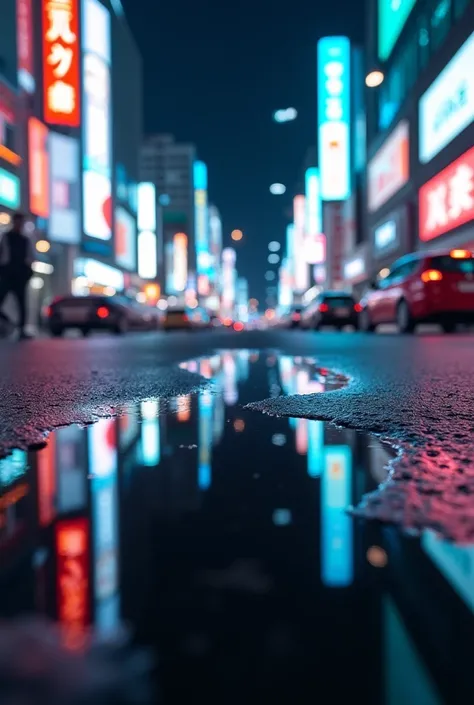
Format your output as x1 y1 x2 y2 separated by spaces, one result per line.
121 0 364 302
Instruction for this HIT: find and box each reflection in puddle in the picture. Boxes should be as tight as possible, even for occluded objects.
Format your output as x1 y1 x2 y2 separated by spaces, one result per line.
0 350 473 704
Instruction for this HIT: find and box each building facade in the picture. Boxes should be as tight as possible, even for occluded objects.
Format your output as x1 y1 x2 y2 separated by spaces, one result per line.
365 0 474 280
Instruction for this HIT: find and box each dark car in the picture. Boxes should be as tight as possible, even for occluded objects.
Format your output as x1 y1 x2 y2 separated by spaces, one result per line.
45 295 155 336
301 291 360 330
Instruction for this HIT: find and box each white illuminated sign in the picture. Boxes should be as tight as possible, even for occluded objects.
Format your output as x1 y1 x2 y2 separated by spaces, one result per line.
173 233 188 292
49 132 80 244
344 256 364 280
317 36 351 201
83 170 112 240
368 120 409 212
137 183 156 231
76 258 124 290
138 231 157 279
115 206 136 271
419 32 474 164
374 219 397 251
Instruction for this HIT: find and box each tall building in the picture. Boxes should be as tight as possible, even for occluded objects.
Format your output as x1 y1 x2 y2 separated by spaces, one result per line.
140 134 197 295
364 0 474 279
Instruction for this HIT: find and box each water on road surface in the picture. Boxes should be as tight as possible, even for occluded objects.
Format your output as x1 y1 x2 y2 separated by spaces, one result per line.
0 350 473 704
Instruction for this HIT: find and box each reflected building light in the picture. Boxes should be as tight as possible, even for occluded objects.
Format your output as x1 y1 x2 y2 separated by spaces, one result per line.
273 508 292 526
422 531 474 613
140 418 160 467
296 418 308 455
177 395 191 422
200 359 213 380
141 400 159 420
272 433 287 447
367 545 388 568
307 420 324 478
198 391 213 490
269 183 286 195
237 349 250 382
296 369 309 394
234 419 245 432
223 352 238 405
55 519 90 645
321 446 353 587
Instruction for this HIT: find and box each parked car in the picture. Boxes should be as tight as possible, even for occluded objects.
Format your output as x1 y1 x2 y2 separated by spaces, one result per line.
301 291 360 330
163 308 193 331
45 294 156 336
280 305 304 329
359 249 474 333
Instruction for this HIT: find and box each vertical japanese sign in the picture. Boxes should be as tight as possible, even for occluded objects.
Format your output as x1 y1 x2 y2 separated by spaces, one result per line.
293 195 309 291
304 167 326 265
42 0 80 127
17 0 35 93
317 36 351 201
82 0 112 240
419 145 474 242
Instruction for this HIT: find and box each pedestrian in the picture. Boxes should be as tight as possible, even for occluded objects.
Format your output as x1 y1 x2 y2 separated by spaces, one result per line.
0 212 35 339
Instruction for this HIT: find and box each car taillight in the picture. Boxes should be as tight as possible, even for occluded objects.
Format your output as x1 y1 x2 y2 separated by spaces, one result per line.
450 249 472 259
319 303 329 312
96 306 110 319
46 305 53 317
421 269 443 282
354 303 363 313
292 313 301 321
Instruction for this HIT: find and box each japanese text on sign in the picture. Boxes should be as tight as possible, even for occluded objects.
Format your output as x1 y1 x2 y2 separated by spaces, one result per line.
43 0 80 126
419 145 474 242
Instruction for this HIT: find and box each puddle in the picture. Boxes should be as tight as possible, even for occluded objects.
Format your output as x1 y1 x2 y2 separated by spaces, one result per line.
0 350 473 704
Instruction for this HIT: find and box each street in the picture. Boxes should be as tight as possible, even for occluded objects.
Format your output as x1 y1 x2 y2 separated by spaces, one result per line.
1 330 474 704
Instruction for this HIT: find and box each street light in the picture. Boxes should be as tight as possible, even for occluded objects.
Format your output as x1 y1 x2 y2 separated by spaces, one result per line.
273 107 297 123
365 70 384 88
269 183 286 195
231 229 243 242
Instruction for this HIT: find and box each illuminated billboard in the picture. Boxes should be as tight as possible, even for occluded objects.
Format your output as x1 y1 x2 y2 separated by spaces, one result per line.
368 120 409 212
82 0 111 240
115 206 136 271
138 231 157 279
49 132 80 244
194 161 209 279
42 0 80 127
137 182 156 231
0 168 20 209
293 195 309 291
17 0 35 93
378 0 416 62
304 168 326 264
419 33 474 164
419 145 474 242
173 232 188 292
28 118 49 218
317 36 350 201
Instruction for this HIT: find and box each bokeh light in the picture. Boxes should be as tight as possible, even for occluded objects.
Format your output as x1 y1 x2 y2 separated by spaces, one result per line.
268 241 281 252
269 183 286 195
231 229 243 242
268 254 280 264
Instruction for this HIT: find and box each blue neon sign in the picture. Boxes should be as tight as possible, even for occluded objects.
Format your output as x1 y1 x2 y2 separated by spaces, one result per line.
317 36 351 201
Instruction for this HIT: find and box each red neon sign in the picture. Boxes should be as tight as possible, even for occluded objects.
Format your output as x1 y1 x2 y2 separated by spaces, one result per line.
42 0 80 127
419 146 474 242
55 519 90 639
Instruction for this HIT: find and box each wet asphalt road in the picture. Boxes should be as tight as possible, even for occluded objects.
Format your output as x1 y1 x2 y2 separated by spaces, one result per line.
0 331 474 705
1 339 474 705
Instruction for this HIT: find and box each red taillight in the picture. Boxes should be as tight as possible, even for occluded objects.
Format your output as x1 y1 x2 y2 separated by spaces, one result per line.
96 306 110 319
233 321 244 332
421 269 443 283
319 303 329 313
46 305 53 317
354 303 363 313
292 313 301 321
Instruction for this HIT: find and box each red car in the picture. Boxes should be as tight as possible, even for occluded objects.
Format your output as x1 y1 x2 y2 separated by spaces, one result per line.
359 248 474 333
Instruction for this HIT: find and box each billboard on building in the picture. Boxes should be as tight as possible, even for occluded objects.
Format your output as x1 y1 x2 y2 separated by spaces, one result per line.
304 168 326 265
42 0 80 127
173 232 188 292
137 183 156 231
49 132 80 244
194 161 209 279
115 206 136 271
138 231 157 279
419 145 474 242
82 0 111 240
28 118 49 218
17 0 35 93
368 120 409 212
0 168 20 210
378 0 416 62
419 33 474 164
317 36 350 201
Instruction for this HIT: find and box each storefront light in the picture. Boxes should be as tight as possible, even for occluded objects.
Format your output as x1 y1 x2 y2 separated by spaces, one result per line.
32 261 54 275
36 239 51 253
0 212 11 226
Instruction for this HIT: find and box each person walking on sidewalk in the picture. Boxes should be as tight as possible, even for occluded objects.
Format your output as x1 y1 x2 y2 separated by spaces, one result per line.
0 212 35 339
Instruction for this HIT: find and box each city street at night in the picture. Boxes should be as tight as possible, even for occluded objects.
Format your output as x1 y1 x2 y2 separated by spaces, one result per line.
1 329 474 704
